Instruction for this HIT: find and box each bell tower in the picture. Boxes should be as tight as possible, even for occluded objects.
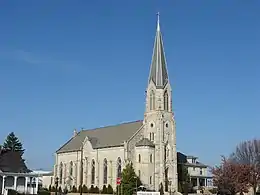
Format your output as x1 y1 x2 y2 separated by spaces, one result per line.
144 13 178 193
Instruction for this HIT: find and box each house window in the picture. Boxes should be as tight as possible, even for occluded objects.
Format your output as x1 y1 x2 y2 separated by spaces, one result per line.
150 176 152 184
138 154 141 163
103 158 108 184
150 154 153 163
200 168 203 175
193 167 195 171
164 91 169 111
150 91 155 110
138 170 141 178
117 157 122 178
91 159 95 184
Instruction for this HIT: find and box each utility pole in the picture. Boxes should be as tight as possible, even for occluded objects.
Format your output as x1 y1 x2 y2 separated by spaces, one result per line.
80 145 84 195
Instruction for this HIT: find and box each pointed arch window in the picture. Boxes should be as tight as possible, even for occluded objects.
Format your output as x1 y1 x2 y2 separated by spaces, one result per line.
149 90 155 110
138 154 141 163
164 91 169 111
91 159 95 184
59 162 63 184
103 158 108 184
85 158 88 184
117 157 122 178
69 161 73 176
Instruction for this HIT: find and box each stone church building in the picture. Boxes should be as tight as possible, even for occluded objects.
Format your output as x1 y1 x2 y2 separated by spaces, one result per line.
54 15 178 193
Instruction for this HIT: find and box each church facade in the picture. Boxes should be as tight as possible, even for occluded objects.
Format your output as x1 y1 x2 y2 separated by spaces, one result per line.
54 15 178 193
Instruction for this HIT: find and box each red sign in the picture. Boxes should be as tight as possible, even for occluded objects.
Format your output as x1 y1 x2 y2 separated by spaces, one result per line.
116 177 121 185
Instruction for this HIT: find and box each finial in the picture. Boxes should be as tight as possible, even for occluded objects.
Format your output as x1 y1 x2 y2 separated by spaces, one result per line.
157 12 160 31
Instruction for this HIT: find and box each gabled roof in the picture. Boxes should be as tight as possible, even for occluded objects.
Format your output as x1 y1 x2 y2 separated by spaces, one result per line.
0 150 31 173
57 120 143 154
135 138 155 147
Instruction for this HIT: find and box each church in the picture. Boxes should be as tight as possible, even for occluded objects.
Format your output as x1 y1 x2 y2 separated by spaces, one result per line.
54 14 178 193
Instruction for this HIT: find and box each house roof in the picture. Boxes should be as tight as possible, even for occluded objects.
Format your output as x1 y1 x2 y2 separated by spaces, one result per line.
135 138 155 147
185 161 208 168
0 150 31 173
57 120 143 153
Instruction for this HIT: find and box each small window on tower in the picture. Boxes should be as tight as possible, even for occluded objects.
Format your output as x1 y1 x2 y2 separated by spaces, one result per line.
165 123 168 128
150 132 154 141
150 123 154 128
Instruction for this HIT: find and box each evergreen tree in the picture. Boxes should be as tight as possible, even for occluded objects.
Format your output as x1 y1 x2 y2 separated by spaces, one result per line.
121 162 142 195
3 132 24 156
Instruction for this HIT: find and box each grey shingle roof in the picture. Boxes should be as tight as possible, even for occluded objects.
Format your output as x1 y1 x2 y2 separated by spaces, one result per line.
135 138 155 147
57 120 143 154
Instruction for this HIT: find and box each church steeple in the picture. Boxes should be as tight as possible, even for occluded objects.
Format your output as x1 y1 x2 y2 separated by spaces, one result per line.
148 13 169 89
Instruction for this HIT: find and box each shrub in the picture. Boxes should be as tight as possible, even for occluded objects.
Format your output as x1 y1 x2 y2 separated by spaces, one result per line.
78 185 82 193
82 185 88 193
72 185 77 192
101 185 107 194
51 186 56 192
107 184 113 194
38 189 50 195
89 185 95 193
209 188 218 194
94 186 100 193
63 186 68 194
7 189 17 195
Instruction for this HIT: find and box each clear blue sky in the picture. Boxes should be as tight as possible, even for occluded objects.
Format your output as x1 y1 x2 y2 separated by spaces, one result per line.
0 0 259 170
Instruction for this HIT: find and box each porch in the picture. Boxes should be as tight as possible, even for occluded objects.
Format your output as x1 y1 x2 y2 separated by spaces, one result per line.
0 172 40 195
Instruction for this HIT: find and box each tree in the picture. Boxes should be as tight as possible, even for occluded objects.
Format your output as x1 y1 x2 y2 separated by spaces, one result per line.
230 139 260 195
3 132 24 156
121 162 142 195
107 184 113 194
211 156 251 195
177 163 190 193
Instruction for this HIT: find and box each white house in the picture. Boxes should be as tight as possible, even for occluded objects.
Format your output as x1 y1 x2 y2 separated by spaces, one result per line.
185 156 213 188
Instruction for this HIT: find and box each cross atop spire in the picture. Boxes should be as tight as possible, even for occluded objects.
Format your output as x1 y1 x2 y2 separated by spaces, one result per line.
148 13 169 88
157 12 160 31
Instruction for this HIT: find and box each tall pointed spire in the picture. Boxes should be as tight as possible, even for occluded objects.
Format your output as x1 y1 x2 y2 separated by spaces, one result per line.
148 13 169 88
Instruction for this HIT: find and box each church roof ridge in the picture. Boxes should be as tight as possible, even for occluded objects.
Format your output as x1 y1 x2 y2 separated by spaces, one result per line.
79 120 143 133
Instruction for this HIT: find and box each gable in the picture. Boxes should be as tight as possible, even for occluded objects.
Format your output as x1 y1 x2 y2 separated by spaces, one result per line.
57 120 143 154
